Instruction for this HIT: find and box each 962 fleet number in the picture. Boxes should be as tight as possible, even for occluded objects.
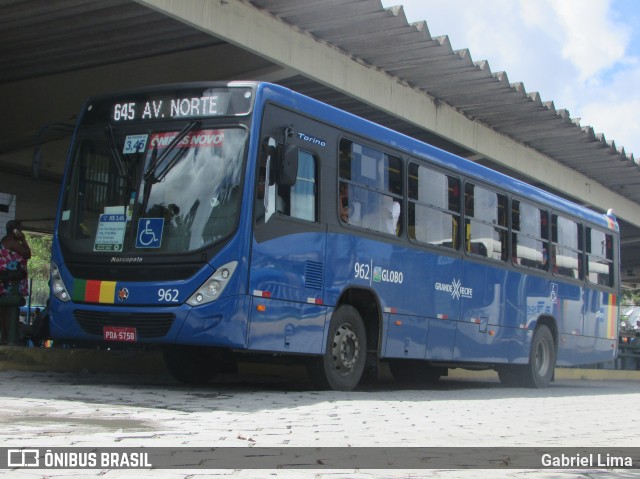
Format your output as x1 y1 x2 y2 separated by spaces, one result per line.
158 288 179 302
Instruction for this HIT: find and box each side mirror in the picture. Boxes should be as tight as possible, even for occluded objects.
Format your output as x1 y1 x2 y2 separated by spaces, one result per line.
279 144 299 187
266 138 278 186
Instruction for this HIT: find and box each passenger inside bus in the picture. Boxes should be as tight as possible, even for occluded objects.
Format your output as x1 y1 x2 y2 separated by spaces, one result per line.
338 182 363 226
385 183 401 235
339 182 400 236
339 182 349 223
383 196 401 235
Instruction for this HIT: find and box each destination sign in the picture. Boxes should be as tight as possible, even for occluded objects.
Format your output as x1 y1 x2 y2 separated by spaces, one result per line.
113 96 224 121
81 85 255 126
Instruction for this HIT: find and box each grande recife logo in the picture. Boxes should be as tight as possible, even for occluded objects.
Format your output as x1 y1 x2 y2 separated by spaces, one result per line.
435 278 473 300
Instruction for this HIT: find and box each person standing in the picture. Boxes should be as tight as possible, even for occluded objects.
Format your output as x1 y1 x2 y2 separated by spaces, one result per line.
0 220 31 345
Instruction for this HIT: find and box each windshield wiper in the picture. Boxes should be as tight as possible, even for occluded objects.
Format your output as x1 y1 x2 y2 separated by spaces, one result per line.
106 124 127 177
143 121 198 182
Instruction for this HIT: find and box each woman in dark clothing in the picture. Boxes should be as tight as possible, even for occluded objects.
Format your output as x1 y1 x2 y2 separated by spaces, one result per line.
0 220 31 344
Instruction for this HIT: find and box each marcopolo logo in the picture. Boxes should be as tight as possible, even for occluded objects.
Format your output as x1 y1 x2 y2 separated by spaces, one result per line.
435 278 473 300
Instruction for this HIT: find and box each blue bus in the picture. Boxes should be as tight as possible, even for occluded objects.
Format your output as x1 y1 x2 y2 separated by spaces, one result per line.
50 82 620 390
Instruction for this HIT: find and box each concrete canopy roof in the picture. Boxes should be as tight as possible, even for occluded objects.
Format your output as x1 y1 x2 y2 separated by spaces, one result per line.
2 0 640 283
250 0 639 201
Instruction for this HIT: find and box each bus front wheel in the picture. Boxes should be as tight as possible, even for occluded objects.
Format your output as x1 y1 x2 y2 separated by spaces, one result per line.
307 305 367 391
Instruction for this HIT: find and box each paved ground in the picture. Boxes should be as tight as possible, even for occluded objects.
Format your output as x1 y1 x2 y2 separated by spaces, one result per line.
0 362 638 478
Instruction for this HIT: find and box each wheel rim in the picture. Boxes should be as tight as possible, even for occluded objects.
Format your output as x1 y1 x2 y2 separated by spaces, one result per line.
331 323 360 376
533 337 550 376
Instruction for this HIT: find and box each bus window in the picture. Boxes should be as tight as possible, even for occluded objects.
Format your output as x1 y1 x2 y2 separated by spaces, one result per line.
464 183 507 261
586 227 614 287
512 200 548 270
551 215 583 279
408 163 460 249
338 139 402 236
256 141 317 224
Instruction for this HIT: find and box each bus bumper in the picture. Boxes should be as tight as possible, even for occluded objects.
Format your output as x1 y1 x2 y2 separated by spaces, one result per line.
49 295 251 349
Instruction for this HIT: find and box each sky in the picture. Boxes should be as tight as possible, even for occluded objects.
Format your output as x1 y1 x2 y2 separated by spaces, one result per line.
380 0 640 158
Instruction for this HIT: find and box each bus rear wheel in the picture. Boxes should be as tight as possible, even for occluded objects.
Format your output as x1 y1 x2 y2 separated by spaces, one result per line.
307 305 366 391
498 325 555 388
163 345 222 385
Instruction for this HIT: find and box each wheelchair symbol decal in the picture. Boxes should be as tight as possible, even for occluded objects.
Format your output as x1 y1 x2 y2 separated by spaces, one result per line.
136 218 164 248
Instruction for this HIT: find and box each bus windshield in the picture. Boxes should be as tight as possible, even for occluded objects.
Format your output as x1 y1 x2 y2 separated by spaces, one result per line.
59 126 247 255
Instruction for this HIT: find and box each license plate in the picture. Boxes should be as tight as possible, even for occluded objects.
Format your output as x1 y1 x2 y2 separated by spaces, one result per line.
103 326 137 342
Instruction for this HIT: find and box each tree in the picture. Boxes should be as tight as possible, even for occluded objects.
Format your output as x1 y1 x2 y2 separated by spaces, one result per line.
622 288 640 307
24 233 51 306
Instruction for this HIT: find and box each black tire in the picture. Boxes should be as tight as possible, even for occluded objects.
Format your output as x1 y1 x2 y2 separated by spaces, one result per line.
163 346 221 385
388 360 444 385
523 325 556 388
307 305 367 391
498 325 555 388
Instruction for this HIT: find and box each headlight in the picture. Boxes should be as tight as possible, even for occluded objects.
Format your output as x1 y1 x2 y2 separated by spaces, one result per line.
50 261 71 302
207 280 222 296
187 261 238 306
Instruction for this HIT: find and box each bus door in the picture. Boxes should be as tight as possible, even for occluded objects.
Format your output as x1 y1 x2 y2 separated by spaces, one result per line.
248 119 327 354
